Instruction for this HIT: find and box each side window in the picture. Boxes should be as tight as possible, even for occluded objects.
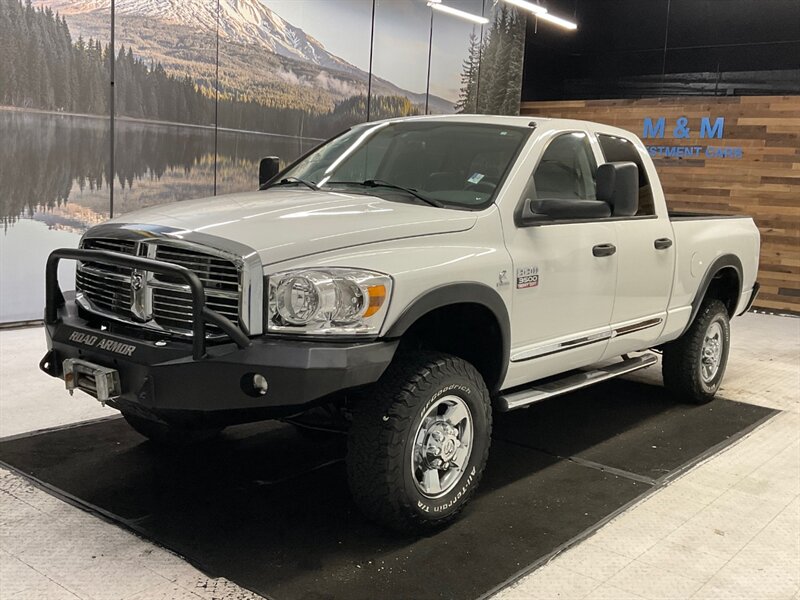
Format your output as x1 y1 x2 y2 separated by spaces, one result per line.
597 134 655 215
533 132 597 201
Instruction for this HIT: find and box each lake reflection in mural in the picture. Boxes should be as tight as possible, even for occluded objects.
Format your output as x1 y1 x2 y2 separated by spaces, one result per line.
0 110 317 321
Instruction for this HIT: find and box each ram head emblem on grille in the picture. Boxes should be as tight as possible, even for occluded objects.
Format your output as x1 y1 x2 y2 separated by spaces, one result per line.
130 269 153 322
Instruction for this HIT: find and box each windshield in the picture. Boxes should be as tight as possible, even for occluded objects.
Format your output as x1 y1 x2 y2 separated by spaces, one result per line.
280 121 530 209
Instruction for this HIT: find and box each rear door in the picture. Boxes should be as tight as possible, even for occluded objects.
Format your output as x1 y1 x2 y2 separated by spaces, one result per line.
593 131 675 356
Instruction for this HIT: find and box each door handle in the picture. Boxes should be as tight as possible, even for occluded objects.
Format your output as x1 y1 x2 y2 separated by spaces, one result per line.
654 237 673 250
592 243 617 257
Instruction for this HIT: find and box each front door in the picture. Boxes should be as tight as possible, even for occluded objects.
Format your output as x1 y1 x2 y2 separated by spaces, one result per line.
503 131 618 388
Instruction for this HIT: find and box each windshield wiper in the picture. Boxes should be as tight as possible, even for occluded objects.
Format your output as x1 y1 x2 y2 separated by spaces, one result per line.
264 177 319 191
326 179 444 208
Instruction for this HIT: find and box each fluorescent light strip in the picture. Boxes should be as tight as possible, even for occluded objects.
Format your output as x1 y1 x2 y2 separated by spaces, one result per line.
429 2 489 24
502 0 577 30
536 11 578 30
502 0 547 16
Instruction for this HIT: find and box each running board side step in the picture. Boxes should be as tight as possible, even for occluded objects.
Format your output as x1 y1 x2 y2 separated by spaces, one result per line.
497 353 659 412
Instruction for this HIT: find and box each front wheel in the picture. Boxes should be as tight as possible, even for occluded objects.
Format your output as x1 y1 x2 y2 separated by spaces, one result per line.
346 352 492 532
662 299 731 404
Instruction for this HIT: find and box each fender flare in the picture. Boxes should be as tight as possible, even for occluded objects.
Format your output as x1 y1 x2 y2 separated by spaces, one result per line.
384 282 511 389
683 254 743 335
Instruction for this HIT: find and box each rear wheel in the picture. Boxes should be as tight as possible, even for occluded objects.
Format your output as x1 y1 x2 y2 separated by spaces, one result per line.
122 413 223 446
662 299 731 404
346 352 492 532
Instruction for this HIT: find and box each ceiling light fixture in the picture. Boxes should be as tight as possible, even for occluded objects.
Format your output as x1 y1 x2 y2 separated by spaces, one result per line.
427 2 489 24
502 0 577 30
535 11 578 30
502 0 547 16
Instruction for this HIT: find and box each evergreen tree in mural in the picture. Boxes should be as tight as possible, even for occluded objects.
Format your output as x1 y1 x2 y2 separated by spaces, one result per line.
456 5 525 116
455 29 481 113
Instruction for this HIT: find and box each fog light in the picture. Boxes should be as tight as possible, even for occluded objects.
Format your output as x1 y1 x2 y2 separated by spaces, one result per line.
252 374 269 395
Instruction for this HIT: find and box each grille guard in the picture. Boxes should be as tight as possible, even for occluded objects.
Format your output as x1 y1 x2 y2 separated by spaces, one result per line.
46 248 252 360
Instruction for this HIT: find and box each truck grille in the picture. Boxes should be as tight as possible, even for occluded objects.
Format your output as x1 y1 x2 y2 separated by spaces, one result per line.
76 237 243 338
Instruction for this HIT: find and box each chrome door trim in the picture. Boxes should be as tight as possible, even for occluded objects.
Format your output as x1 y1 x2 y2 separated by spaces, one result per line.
611 316 663 338
510 329 612 362
510 316 664 363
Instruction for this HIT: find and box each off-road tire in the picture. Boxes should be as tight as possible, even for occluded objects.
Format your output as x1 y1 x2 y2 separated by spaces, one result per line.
662 299 731 405
123 413 223 446
346 352 492 532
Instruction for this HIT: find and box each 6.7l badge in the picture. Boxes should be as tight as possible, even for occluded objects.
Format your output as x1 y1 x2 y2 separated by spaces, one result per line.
516 266 539 289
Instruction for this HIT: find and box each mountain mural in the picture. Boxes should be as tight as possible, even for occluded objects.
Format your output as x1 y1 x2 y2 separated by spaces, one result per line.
33 0 454 114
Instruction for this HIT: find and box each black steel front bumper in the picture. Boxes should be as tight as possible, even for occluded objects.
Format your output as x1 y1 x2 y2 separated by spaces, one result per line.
41 249 398 426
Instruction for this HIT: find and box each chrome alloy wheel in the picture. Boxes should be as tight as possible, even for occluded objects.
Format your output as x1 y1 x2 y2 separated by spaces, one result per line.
411 395 473 498
700 321 724 383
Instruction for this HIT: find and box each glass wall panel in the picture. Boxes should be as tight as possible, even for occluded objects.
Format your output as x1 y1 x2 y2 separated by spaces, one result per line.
111 0 216 215
370 0 431 119
0 0 111 322
216 0 372 194
429 0 486 114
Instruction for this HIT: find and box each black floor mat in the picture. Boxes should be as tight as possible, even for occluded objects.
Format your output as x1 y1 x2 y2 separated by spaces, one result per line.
0 380 775 600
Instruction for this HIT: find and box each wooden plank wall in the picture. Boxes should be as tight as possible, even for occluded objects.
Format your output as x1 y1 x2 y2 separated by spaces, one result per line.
520 96 800 314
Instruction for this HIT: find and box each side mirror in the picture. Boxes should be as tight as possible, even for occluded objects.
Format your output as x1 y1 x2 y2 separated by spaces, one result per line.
515 177 612 225
259 156 281 187
596 162 638 217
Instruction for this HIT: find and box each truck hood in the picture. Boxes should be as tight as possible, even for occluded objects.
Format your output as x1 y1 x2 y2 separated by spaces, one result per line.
107 189 477 266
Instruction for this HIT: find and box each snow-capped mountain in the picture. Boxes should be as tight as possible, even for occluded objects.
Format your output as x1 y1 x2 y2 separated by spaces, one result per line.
42 0 360 75
36 0 455 112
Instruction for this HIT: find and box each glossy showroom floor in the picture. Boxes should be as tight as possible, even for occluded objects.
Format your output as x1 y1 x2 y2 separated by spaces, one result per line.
0 313 798 600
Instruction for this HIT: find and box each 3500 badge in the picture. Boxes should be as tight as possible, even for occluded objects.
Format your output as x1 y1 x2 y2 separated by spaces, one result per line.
516 266 539 289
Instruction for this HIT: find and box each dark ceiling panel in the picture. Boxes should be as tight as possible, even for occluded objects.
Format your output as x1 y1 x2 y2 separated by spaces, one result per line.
666 0 800 48
522 0 800 100
665 42 800 74
525 0 669 54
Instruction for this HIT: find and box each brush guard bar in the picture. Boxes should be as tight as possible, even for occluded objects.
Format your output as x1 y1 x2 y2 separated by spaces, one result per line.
45 248 251 360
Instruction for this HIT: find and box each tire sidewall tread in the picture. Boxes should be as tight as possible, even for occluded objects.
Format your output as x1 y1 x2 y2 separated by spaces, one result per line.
346 351 492 532
662 299 731 405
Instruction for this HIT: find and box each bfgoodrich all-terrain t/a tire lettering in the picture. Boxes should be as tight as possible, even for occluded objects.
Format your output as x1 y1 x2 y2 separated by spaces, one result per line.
662 299 731 405
346 352 492 532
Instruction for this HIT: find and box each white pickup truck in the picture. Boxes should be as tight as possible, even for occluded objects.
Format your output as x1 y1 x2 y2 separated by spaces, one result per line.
41 115 760 531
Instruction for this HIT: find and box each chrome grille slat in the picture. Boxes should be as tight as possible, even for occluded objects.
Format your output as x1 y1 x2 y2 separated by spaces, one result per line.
153 274 239 288
147 279 238 299
87 296 128 313
153 297 238 314
76 237 245 338
153 255 238 271
75 278 131 303
153 285 239 303
150 304 195 318
77 268 131 286
83 239 137 254
153 298 238 313
76 277 131 298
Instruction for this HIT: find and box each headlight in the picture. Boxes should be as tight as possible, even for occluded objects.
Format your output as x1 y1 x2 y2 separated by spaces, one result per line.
267 268 392 335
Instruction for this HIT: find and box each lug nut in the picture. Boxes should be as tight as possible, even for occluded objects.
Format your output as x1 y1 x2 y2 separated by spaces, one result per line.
252 374 269 395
